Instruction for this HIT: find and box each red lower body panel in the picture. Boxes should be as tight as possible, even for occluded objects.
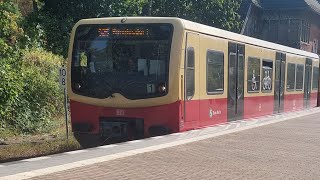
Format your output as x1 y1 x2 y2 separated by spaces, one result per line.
70 100 180 136
284 93 304 112
244 96 274 119
71 92 318 137
311 92 318 108
182 98 228 131
198 98 228 128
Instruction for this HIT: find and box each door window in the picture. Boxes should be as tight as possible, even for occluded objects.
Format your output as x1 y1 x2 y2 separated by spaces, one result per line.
262 60 273 92
296 64 304 91
186 47 195 100
287 63 296 91
313 67 319 90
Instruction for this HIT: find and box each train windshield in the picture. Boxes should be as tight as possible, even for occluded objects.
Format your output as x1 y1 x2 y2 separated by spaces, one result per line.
71 24 173 99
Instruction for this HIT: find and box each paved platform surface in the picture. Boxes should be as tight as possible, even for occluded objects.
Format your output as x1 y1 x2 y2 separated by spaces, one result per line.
1 108 320 179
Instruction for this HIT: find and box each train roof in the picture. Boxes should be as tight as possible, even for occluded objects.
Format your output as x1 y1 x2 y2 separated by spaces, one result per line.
75 17 319 60
180 18 319 60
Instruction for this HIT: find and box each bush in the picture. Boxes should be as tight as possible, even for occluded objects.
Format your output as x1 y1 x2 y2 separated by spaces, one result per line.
14 48 64 133
0 0 65 135
0 48 64 134
0 63 23 130
0 0 24 59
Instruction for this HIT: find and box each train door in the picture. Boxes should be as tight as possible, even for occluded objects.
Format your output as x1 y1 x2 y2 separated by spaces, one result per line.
227 42 245 122
304 58 312 108
184 32 200 127
274 52 286 113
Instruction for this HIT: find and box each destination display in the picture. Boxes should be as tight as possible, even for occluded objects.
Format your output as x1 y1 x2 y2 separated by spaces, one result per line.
98 27 150 38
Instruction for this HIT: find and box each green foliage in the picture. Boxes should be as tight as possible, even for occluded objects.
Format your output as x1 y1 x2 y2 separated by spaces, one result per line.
0 63 23 125
43 0 147 19
0 48 64 134
0 0 24 132
28 0 148 57
0 0 24 59
152 0 242 32
0 1 65 135
30 0 242 57
23 10 70 56
21 11 46 49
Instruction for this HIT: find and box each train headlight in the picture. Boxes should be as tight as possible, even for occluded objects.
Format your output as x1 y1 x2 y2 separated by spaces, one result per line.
157 83 166 93
75 83 81 90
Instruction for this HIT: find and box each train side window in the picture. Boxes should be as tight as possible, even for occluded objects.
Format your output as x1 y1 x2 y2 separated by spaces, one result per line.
207 50 224 94
186 47 195 100
312 67 319 90
296 64 304 91
286 63 296 91
261 60 273 92
247 57 261 93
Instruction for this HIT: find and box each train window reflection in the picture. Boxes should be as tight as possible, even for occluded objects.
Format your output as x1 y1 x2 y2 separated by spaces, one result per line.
186 47 195 100
313 67 319 90
71 24 173 100
287 63 296 91
296 64 304 91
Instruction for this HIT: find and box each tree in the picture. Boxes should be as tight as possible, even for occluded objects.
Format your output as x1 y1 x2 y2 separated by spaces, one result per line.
0 0 24 59
25 0 242 57
0 0 64 134
151 0 242 32
29 0 148 56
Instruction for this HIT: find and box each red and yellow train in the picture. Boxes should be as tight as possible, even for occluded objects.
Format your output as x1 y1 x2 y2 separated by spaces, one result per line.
67 17 320 147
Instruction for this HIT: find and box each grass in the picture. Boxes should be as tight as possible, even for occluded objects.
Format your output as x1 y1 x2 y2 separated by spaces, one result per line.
0 116 82 163
0 127 17 142
0 136 81 163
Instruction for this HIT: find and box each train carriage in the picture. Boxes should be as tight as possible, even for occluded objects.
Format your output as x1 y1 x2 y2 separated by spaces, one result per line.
67 17 319 147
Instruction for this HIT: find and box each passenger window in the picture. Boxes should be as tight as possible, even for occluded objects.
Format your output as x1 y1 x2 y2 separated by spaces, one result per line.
247 57 261 93
186 47 195 100
296 64 304 91
286 63 296 91
262 60 273 92
313 67 319 90
207 50 224 94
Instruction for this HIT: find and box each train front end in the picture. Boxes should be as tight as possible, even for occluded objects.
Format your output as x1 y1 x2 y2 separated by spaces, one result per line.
67 17 184 147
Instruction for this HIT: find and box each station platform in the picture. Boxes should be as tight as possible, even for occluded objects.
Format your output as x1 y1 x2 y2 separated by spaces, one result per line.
1 108 320 180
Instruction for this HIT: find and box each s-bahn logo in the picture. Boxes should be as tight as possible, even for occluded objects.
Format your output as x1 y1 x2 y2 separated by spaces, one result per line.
209 108 221 119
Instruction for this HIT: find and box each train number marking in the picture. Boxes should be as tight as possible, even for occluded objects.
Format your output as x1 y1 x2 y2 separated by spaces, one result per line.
116 109 125 116
147 84 155 94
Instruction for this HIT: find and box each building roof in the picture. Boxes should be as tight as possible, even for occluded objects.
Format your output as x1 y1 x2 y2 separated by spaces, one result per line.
305 0 320 14
252 0 262 8
242 0 320 15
